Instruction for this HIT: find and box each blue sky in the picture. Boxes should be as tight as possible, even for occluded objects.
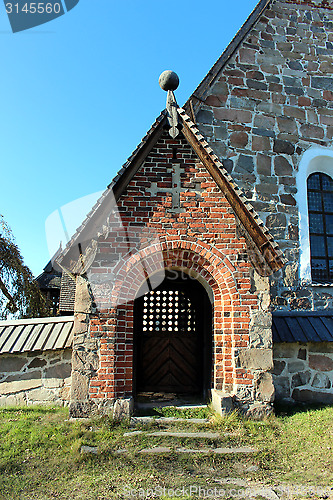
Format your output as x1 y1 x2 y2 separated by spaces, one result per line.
0 0 258 276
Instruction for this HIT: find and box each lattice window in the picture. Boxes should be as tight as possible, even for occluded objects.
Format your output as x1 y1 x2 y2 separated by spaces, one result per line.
308 172 333 283
142 290 196 333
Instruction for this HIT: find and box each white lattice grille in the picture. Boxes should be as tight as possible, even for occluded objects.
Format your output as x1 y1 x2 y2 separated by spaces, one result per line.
142 290 196 333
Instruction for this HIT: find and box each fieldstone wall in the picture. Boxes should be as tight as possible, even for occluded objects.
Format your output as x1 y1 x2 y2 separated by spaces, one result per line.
0 349 72 406
194 0 333 309
69 276 134 419
233 270 275 417
273 342 333 403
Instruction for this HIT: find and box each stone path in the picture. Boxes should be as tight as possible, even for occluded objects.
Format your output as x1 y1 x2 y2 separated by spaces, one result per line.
80 410 333 500
137 446 257 455
80 412 333 500
124 430 222 438
123 417 257 456
130 416 208 425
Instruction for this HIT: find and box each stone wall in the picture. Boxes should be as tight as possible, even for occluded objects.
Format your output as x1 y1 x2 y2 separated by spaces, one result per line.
273 342 333 403
0 349 72 406
194 0 333 309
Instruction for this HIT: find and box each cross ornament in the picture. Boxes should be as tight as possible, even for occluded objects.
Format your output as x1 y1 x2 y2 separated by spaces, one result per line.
150 164 185 213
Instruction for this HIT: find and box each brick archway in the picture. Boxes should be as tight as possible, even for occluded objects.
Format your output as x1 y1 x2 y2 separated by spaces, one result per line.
88 239 254 402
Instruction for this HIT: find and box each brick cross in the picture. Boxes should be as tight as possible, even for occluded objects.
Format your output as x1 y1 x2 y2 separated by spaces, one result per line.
150 165 185 213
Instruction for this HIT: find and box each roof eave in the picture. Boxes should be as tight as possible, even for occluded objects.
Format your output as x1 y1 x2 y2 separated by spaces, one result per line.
57 112 168 268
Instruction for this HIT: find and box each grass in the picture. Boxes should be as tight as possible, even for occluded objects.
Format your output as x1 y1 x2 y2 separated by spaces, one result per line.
0 404 332 499
136 404 213 419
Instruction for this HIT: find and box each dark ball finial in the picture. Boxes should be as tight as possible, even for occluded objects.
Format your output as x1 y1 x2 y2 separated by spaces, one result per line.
159 70 179 91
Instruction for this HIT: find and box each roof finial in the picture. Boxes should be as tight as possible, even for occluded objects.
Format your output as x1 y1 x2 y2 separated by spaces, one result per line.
159 70 181 138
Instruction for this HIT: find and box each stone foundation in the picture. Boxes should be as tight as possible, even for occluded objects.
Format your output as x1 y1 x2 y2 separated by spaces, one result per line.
1 342 332 410
0 349 72 406
69 397 134 419
273 342 333 404
211 389 234 415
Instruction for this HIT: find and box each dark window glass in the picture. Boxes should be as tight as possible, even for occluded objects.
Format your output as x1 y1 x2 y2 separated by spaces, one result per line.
307 173 321 190
308 172 333 283
323 192 333 212
322 175 333 191
310 235 325 257
309 213 324 233
312 259 327 281
326 214 333 234
329 260 333 280
328 237 333 257
308 191 322 211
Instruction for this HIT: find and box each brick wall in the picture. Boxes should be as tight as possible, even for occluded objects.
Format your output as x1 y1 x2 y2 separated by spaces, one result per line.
69 130 274 417
195 0 333 310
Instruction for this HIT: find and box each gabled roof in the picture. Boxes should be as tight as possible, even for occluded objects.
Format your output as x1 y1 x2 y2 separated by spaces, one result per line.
58 112 168 268
185 0 272 114
178 108 286 273
57 104 286 275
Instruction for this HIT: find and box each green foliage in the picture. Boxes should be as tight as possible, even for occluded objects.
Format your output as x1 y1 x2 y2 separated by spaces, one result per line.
0 215 49 319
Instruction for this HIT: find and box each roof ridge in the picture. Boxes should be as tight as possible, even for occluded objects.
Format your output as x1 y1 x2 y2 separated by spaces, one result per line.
58 103 286 274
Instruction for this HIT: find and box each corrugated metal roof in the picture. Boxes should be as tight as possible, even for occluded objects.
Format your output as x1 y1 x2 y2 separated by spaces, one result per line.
272 311 333 343
0 316 74 354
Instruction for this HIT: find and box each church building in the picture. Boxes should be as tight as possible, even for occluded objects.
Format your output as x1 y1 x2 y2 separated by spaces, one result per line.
1 0 333 417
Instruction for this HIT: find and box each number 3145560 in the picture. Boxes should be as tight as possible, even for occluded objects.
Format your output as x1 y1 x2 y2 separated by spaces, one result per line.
5 3 61 14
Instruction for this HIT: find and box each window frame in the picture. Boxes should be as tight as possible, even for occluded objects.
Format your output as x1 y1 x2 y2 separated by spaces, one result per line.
307 172 333 283
296 148 333 284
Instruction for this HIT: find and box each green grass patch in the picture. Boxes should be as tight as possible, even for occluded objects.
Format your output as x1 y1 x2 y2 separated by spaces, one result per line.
142 405 213 419
0 404 332 499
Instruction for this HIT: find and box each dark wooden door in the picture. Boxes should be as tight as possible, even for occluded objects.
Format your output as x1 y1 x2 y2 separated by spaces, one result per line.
134 272 210 395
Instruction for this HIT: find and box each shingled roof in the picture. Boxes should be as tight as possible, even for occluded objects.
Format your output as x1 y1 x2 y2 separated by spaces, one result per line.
58 112 168 269
57 103 286 275
178 108 286 273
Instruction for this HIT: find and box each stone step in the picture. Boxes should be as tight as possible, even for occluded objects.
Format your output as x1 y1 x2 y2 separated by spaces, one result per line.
135 402 207 410
87 445 258 456
124 430 226 438
130 416 209 425
137 446 257 455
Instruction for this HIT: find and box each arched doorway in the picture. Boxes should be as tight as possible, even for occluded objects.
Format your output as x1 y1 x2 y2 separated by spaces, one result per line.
134 270 212 399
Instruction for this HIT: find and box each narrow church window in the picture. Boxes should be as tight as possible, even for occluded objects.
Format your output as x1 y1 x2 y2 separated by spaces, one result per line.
307 172 333 283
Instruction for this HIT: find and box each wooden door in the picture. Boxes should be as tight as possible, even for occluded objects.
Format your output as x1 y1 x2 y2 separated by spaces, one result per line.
134 273 210 395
